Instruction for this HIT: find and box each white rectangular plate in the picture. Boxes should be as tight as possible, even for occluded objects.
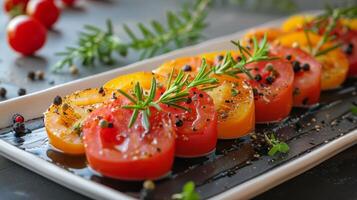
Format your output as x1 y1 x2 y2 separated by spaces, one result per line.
0 13 356 200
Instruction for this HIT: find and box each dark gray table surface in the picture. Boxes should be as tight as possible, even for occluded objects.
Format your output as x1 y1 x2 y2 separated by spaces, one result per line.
0 0 356 199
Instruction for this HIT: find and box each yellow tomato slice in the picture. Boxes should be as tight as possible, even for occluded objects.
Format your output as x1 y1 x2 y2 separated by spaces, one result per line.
44 88 115 154
281 14 314 32
341 18 357 30
275 31 349 90
200 50 241 65
104 71 163 91
154 56 210 79
207 75 255 139
242 28 285 44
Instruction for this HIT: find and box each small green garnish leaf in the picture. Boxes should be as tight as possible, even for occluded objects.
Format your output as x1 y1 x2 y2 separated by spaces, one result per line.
231 88 239 97
172 181 200 200
265 133 290 156
351 105 357 116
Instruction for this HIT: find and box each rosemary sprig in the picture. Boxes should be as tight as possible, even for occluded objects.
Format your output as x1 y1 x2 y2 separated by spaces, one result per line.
124 0 210 60
117 59 217 130
54 0 210 72
53 20 127 72
264 133 289 156
304 6 357 57
219 0 297 13
217 33 274 79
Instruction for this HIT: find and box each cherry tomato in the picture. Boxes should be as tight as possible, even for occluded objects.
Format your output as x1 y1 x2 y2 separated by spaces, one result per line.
83 99 175 180
7 15 47 55
275 31 349 90
244 59 294 123
44 88 116 155
3 0 29 13
61 0 75 6
162 88 218 157
27 0 60 29
338 29 357 77
270 45 322 106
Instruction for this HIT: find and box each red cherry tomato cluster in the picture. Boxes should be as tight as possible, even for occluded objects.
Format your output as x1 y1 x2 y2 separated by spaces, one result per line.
3 0 76 55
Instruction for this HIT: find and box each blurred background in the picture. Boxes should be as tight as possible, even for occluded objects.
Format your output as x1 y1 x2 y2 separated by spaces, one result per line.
0 0 356 99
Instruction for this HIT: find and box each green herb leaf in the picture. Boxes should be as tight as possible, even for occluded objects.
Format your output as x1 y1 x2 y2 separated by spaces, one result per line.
351 105 357 116
53 0 209 72
214 33 273 79
124 0 210 59
53 19 127 72
265 133 290 156
172 181 200 200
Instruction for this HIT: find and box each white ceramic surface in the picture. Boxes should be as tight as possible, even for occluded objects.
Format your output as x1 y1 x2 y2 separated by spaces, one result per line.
0 13 356 200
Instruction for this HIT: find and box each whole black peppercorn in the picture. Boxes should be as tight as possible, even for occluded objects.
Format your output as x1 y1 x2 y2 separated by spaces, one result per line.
292 61 301 73
236 56 242 62
344 43 354 55
265 76 274 85
254 74 262 81
53 96 62 106
18 88 26 96
253 88 259 96
216 55 224 61
36 70 45 80
13 122 26 135
285 54 292 60
186 97 192 104
175 119 183 127
302 97 309 105
302 63 310 71
27 71 36 81
108 123 114 128
98 87 105 94
182 65 192 72
0 87 6 98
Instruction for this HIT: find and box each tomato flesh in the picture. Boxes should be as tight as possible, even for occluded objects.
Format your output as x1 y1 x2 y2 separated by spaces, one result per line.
270 45 322 106
338 29 357 77
162 88 218 157
83 99 175 180
244 59 294 123
7 15 47 55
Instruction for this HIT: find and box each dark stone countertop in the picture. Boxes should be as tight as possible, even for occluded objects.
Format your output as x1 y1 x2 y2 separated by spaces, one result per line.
0 0 356 199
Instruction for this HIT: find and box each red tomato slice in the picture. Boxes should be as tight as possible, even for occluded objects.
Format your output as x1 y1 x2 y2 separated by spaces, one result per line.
270 45 322 107
162 88 218 158
83 99 175 180
338 29 357 77
244 59 294 123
